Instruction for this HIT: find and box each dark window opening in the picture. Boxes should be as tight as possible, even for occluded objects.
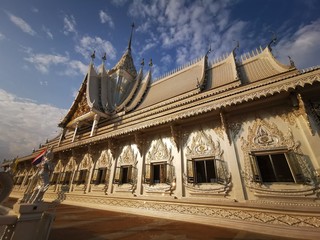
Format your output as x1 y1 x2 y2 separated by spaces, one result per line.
152 163 167 184
121 166 130 184
78 169 87 185
194 159 216 183
63 172 72 185
255 153 294 183
50 172 59 185
96 168 107 185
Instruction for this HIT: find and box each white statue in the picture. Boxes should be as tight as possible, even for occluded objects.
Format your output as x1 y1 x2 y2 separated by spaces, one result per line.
22 148 54 204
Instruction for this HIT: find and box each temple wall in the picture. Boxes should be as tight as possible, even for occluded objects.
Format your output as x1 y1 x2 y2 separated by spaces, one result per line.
12 99 320 204
9 88 320 239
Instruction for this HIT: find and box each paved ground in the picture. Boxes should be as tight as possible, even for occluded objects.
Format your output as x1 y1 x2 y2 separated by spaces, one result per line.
4 198 294 240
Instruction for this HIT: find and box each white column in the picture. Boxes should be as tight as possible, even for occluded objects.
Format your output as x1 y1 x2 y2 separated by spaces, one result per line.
72 122 79 142
85 150 94 193
90 114 100 137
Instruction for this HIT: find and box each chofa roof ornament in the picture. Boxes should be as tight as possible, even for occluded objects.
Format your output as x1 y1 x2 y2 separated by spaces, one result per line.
267 31 277 52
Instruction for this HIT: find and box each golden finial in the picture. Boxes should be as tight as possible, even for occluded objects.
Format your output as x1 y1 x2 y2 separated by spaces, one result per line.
102 52 107 63
91 50 96 62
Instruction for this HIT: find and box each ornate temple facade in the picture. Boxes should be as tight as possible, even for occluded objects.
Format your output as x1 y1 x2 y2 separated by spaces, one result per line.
6 32 320 238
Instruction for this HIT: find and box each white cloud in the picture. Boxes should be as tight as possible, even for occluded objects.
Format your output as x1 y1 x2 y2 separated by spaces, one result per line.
129 0 235 66
31 7 39 13
0 32 5 40
161 54 172 65
7 12 36 36
62 60 88 76
276 19 320 69
0 89 67 160
111 0 128 7
24 52 69 73
99 10 114 28
42 25 53 39
23 48 87 76
63 15 77 35
140 42 156 55
75 36 116 60
136 21 151 33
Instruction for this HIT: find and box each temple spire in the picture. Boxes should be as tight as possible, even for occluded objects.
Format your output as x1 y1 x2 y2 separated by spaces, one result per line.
128 23 135 51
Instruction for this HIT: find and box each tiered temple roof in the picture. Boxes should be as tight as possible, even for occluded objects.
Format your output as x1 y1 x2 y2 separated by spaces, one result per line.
12 41 320 161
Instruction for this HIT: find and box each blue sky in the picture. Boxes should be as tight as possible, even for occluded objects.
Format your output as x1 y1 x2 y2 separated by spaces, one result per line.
0 0 320 161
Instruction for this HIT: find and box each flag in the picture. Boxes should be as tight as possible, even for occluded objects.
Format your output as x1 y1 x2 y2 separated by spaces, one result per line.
32 149 47 165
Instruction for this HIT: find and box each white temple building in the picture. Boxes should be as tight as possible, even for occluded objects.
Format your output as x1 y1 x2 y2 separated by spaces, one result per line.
5 26 320 239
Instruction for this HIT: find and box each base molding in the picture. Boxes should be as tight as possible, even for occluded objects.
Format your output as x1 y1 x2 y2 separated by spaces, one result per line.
9 191 320 240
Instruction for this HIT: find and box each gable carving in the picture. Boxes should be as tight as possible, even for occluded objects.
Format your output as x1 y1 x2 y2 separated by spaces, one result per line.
70 91 90 122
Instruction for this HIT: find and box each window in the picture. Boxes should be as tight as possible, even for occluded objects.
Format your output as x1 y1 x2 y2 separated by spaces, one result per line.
145 162 171 184
121 166 131 184
153 164 167 183
15 176 23 185
250 151 304 183
195 160 216 183
91 168 107 185
77 169 87 185
187 158 226 184
62 171 72 185
50 172 59 185
25 173 33 186
113 165 133 184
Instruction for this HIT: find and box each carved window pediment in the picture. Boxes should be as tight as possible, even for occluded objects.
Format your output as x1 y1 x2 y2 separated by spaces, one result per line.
144 139 175 194
65 157 76 171
186 130 223 159
114 146 138 193
79 153 93 170
184 130 231 196
241 119 317 198
53 160 64 173
146 139 172 164
118 146 137 167
96 150 112 169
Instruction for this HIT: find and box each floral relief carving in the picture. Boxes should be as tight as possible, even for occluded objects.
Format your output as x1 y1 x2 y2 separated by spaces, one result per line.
309 100 320 126
241 118 317 197
96 150 112 169
186 130 223 158
144 138 175 193
53 160 64 173
44 193 320 230
65 156 76 171
71 92 90 121
293 94 314 134
146 139 172 164
118 146 137 166
91 150 113 193
79 153 93 170
115 146 138 193
184 130 231 196
228 121 242 139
